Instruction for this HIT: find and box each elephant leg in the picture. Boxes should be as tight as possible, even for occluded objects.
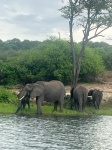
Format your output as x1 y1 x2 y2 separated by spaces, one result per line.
15 100 22 113
74 101 78 111
53 101 58 112
78 99 83 112
82 100 86 111
60 101 64 112
93 100 96 108
70 103 73 110
96 100 100 109
22 102 26 109
70 98 74 110
98 99 101 109
23 105 25 109
27 100 30 109
37 96 42 115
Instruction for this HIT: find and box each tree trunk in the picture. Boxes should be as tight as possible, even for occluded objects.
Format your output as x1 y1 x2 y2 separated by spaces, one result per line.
69 0 77 89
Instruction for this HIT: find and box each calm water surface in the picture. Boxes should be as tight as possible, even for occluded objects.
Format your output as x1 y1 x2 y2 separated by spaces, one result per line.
0 114 112 150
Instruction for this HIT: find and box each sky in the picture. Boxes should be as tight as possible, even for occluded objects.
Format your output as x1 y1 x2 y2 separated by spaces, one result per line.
0 0 112 45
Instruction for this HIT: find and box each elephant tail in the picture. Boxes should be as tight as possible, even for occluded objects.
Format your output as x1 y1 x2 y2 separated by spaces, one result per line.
83 93 88 106
70 87 74 99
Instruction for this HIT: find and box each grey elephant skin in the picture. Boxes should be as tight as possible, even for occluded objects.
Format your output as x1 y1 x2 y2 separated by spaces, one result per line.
70 85 88 112
88 89 103 109
16 81 65 114
15 90 30 113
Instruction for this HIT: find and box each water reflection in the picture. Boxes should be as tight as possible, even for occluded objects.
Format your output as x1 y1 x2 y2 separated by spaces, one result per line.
0 115 112 150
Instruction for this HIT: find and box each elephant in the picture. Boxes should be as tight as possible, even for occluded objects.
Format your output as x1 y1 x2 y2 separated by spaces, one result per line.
87 96 93 106
15 89 30 113
21 93 30 109
88 89 103 109
70 85 88 112
16 80 65 114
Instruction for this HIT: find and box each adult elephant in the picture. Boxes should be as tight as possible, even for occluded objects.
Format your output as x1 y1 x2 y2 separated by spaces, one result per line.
88 89 103 109
70 85 88 112
16 81 65 114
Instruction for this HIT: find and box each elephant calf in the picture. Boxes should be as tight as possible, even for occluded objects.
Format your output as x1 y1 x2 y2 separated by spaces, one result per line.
88 89 103 109
16 92 30 113
21 93 30 109
70 85 88 112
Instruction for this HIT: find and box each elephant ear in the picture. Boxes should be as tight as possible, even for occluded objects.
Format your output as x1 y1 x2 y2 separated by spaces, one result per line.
30 83 45 98
25 84 33 91
88 89 94 96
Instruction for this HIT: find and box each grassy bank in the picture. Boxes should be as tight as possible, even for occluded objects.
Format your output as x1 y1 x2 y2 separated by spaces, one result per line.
0 102 112 116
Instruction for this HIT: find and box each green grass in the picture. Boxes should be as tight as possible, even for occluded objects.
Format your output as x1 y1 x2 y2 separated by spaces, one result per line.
0 102 112 116
0 86 112 117
0 103 17 114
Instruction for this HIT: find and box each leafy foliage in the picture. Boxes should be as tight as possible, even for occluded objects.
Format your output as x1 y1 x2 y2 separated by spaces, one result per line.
0 87 18 103
0 38 111 85
80 47 105 82
60 0 112 87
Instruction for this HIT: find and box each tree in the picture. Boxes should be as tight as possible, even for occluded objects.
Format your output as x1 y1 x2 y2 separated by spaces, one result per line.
60 0 112 88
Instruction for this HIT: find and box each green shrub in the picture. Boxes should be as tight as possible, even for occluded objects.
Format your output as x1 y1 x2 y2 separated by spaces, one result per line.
0 87 18 104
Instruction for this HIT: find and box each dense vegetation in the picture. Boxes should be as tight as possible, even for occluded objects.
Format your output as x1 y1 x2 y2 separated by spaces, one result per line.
0 38 112 86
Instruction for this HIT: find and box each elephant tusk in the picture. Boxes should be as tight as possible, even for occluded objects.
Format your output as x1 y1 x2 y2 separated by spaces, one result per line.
19 96 25 101
87 96 92 98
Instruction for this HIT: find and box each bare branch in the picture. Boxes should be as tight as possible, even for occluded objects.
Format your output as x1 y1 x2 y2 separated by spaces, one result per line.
88 26 109 41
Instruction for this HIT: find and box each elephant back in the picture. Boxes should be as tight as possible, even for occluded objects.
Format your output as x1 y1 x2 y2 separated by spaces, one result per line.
73 85 88 101
44 80 65 101
92 89 103 100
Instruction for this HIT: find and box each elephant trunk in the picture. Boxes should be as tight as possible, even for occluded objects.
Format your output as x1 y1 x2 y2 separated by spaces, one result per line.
15 100 22 113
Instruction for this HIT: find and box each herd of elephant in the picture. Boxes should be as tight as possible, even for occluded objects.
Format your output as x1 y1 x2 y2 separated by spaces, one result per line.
15 80 103 114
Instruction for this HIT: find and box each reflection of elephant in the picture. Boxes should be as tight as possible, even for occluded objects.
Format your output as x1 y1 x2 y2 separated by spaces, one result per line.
70 85 88 112
88 89 103 109
16 81 65 114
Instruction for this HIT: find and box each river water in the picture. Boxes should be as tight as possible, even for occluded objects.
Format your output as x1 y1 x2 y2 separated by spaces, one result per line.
0 114 112 150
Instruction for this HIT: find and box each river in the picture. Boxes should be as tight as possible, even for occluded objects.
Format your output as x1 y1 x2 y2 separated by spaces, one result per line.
0 114 112 150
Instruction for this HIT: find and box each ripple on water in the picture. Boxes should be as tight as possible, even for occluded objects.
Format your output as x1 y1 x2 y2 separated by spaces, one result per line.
0 115 112 150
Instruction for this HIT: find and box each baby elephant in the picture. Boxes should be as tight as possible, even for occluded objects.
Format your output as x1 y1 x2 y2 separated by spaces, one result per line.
88 89 103 109
17 92 30 109
21 93 30 109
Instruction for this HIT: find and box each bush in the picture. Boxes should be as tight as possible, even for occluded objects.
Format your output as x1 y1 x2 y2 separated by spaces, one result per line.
80 47 105 82
0 87 18 104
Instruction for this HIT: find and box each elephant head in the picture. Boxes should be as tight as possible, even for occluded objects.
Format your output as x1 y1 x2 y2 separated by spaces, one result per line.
30 82 45 98
15 84 33 113
15 82 45 114
88 89 103 109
